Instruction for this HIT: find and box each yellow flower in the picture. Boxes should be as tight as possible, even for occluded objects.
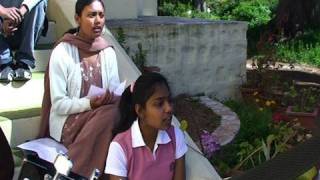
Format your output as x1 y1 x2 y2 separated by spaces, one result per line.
253 91 259 96
271 100 276 104
265 101 271 106
259 108 263 111
180 120 188 131
255 99 260 102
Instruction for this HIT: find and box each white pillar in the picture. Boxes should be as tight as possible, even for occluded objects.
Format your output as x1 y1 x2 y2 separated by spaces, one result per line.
104 0 138 19
137 0 157 16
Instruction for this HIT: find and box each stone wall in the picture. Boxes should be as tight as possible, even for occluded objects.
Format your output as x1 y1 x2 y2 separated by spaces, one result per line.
107 16 248 100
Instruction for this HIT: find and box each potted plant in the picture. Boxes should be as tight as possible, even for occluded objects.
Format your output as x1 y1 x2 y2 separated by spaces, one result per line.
284 85 320 132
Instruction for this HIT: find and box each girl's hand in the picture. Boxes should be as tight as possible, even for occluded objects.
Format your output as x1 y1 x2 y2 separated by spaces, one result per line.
2 19 18 36
90 90 113 109
0 7 22 24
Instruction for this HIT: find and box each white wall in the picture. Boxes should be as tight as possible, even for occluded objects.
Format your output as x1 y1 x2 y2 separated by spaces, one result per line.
107 17 248 100
137 0 157 16
104 0 157 19
104 0 138 19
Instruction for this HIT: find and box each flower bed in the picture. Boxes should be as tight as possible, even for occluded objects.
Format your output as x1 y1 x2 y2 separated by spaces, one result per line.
173 94 221 148
211 100 312 178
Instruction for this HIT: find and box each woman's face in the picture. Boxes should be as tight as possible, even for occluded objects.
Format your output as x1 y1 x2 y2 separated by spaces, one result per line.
76 0 105 40
136 83 173 131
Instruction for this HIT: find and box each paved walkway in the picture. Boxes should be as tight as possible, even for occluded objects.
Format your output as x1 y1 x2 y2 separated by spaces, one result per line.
246 59 320 75
196 96 240 146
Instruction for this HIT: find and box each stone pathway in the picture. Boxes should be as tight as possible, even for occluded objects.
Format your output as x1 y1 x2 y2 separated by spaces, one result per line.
197 96 240 146
246 59 320 75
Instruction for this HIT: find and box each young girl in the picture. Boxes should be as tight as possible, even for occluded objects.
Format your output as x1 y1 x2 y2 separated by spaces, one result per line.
105 72 188 180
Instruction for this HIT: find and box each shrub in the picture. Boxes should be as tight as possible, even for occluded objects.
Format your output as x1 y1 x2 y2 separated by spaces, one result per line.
275 29 320 67
231 1 273 28
158 2 192 17
224 100 272 142
213 99 310 177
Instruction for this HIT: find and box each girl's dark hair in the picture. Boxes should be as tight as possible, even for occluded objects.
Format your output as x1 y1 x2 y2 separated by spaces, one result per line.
65 0 105 34
114 72 170 135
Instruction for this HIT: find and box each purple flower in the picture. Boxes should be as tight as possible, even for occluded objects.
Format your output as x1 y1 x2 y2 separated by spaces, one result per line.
200 130 220 158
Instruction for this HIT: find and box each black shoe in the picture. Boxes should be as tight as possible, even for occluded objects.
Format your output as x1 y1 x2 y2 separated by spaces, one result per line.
0 63 14 82
13 62 32 81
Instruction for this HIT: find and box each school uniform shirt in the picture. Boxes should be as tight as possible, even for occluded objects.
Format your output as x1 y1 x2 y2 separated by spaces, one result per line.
105 120 188 180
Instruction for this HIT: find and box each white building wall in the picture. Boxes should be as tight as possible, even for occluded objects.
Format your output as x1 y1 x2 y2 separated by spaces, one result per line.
104 0 157 19
104 0 139 19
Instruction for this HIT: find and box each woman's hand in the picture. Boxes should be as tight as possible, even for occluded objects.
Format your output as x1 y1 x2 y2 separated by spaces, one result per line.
90 90 113 109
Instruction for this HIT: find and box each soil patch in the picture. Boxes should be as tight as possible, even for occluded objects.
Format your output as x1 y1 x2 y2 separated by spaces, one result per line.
173 94 221 147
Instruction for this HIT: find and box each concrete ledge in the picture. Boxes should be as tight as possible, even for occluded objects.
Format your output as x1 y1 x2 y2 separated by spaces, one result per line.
107 16 247 27
0 108 41 120
33 49 52 72
0 73 44 113
0 116 41 147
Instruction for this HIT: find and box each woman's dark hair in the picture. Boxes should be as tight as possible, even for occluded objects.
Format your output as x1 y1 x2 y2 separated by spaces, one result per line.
114 72 170 135
65 0 105 34
75 0 104 16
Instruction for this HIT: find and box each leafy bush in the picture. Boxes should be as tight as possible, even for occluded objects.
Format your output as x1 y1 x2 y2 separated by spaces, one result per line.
212 99 310 177
159 0 278 29
231 0 274 28
205 0 239 20
158 2 192 17
224 100 272 142
158 0 278 57
275 29 320 67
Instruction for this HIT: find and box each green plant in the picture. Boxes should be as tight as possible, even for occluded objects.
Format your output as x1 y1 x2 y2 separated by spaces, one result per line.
224 100 272 142
213 99 311 176
233 121 305 171
131 43 147 72
115 28 130 53
283 85 320 113
231 0 273 28
158 2 192 17
115 28 148 71
275 29 320 67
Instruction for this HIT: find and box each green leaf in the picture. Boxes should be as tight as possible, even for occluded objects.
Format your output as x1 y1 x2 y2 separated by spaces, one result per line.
261 139 270 160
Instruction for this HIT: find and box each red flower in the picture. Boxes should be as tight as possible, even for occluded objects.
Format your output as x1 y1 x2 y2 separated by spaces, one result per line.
272 112 289 123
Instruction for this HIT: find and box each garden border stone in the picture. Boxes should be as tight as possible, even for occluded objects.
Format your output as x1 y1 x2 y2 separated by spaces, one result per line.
196 96 240 146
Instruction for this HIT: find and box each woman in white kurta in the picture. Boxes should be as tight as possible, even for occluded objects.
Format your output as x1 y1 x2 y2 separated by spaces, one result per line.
39 0 120 178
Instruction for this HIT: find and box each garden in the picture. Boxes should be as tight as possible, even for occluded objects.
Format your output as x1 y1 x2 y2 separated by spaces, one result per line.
174 70 320 179
158 0 320 179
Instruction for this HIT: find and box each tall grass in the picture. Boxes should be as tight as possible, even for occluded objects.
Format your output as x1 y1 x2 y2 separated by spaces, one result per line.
276 29 320 67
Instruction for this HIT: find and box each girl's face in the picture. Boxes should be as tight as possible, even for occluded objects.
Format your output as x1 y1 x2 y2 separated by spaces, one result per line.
75 0 105 40
136 83 173 131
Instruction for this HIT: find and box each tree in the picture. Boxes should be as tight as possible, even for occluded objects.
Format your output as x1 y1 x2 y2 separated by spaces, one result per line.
193 0 206 12
274 0 320 37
